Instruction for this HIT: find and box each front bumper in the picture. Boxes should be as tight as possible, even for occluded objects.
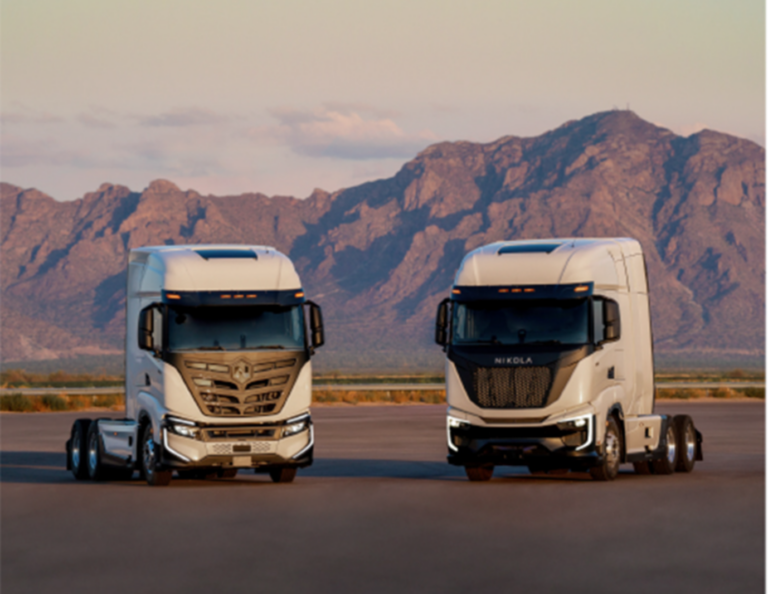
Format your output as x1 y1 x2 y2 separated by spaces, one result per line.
447 416 602 470
158 415 314 471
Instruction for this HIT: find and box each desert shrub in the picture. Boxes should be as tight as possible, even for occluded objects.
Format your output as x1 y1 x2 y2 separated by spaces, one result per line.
0 394 34 412
40 394 69 411
741 387 765 399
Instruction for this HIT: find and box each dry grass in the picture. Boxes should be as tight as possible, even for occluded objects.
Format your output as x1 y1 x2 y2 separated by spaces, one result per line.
313 389 445 405
0 393 125 413
657 387 764 400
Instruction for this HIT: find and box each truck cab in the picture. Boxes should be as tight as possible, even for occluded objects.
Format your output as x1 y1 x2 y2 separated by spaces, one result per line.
67 244 324 485
435 238 702 481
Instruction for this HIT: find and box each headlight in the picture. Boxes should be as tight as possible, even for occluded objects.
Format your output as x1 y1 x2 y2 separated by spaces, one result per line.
283 420 308 437
556 414 592 450
282 414 310 437
166 417 200 439
448 415 469 429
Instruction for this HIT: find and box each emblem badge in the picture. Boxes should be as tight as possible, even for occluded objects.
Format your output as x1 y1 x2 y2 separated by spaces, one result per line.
232 362 252 383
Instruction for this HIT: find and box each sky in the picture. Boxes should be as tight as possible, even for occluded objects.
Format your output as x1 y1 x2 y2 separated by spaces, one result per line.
1 0 765 201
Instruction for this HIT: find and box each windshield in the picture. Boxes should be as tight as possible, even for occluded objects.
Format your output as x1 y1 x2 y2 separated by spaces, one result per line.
451 299 589 346
167 305 305 351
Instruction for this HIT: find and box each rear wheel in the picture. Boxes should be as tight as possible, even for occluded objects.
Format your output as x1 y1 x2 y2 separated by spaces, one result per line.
140 424 172 486
86 423 108 481
269 467 297 483
590 416 622 481
68 419 91 480
464 465 494 482
673 415 697 473
651 422 678 475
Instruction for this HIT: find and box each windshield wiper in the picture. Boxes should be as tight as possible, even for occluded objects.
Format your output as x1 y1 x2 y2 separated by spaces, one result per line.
195 345 226 351
250 345 285 350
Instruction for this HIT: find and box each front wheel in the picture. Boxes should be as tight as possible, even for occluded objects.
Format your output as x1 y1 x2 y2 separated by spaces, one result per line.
140 424 172 486
464 465 494 482
269 467 297 483
590 416 622 481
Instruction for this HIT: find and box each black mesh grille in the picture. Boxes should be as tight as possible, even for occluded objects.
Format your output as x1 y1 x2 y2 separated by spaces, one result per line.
472 366 552 408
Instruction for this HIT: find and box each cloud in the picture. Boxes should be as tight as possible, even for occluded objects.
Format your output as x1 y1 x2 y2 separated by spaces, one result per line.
251 106 438 160
0 105 64 124
76 107 120 129
137 107 228 127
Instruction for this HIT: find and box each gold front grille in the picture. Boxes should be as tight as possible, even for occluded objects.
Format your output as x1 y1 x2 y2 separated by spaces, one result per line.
473 366 552 408
169 352 307 417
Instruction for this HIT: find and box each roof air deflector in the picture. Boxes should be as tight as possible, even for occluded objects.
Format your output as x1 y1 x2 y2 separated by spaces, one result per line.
193 248 258 260
498 243 563 255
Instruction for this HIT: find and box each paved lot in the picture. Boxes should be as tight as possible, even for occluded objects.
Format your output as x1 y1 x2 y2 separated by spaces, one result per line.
1 402 764 594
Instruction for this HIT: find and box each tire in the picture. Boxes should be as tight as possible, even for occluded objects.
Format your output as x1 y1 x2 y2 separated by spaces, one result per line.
673 415 697 473
651 421 678 475
68 419 92 480
590 416 622 481
218 468 238 479
139 423 172 486
86 422 108 481
269 467 297 483
633 461 653 475
464 465 494 482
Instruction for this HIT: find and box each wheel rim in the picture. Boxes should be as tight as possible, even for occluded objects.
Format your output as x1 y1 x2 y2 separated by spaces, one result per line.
605 428 620 473
71 429 81 469
685 424 696 461
666 426 677 464
143 428 155 478
88 432 98 474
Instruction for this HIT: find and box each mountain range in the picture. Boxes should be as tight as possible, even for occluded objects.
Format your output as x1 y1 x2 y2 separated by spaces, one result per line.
1 110 764 371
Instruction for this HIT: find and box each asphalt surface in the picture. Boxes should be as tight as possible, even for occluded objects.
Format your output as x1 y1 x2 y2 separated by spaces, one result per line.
1 402 764 594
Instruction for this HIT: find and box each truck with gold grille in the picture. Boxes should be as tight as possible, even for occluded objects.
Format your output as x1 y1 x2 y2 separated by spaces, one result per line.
66 244 324 486
435 238 702 481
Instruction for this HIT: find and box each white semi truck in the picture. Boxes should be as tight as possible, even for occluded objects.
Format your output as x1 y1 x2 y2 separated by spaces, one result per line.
66 244 324 486
435 238 703 481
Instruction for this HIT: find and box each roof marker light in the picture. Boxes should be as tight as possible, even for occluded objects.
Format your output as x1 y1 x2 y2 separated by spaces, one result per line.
574 285 590 293
511 288 522 293
524 288 535 293
246 294 257 298
452 289 461 295
499 288 509 293
234 294 244 299
295 292 305 298
166 293 181 300
221 294 231 299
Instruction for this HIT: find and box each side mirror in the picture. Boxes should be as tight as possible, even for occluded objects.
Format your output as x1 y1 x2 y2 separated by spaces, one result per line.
435 298 450 346
604 300 621 341
307 301 324 349
138 307 154 351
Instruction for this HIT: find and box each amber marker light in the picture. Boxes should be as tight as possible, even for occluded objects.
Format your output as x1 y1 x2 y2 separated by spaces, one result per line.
220 294 232 299
524 288 535 293
499 288 509 293
511 288 522 293
574 285 590 293
234 294 244 299
295 292 305 298
452 289 461 295
166 293 181 300
246 294 257 298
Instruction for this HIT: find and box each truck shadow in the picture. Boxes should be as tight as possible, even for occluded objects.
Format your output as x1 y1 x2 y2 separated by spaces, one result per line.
0 451 643 485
